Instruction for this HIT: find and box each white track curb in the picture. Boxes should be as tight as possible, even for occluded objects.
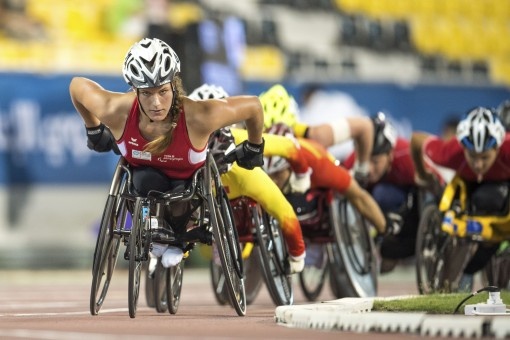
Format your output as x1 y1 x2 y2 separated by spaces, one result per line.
274 297 510 338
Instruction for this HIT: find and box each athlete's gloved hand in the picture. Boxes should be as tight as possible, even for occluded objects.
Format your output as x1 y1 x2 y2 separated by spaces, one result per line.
86 123 120 155
353 161 370 188
382 211 403 236
289 169 311 193
224 139 265 170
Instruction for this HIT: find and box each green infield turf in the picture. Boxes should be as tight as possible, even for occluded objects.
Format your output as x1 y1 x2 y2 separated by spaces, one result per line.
372 291 510 314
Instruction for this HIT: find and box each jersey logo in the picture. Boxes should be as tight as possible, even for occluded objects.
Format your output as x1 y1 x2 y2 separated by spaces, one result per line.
132 150 151 161
128 137 139 147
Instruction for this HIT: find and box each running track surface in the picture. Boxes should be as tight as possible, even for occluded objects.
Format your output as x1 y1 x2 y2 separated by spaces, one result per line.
0 266 421 339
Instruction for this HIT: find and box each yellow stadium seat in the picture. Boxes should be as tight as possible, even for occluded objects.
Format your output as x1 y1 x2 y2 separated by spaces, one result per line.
240 45 286 81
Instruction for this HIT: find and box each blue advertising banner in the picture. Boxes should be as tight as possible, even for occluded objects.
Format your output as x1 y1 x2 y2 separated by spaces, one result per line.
1 73 509 185
0 73 127 185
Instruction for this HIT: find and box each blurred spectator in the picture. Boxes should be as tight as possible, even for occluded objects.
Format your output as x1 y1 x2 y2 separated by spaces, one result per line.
297 85 369 161
104 0 145 39
497 100 510 132
441 114 460 141
0 0 46 40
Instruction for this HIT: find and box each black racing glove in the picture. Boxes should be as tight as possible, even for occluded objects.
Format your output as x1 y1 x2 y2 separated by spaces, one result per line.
224 139 265 170
382 211 403 236
86 123 121 155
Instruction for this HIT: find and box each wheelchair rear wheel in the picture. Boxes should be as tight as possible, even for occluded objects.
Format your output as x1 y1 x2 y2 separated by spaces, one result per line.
415 204 448 294
166 260 184 314
210 245 263 306
210 186 247 316
255 212 293 306
299 243 328 301
90 193 127 315
328 197 378 298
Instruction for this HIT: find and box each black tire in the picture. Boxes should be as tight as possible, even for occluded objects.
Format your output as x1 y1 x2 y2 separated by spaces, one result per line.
415 203 478 293
210 244 262 306
211 186 246 316
209 256 229 305
256 212 293 306
90 194 126 315
243 246 264 305
299 243 328 302
166 260 184 314
153 258 168 313
144 258 156 308
328 196 378 298
128 198 146 318
482 245 510 290
415 204 448 294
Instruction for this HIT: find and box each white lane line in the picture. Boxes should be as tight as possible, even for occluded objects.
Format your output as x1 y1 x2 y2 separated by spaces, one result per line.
0 329 168 340
0 308 132 317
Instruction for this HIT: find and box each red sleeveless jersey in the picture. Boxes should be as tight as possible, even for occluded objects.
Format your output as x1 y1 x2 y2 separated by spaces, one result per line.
117 100 207 179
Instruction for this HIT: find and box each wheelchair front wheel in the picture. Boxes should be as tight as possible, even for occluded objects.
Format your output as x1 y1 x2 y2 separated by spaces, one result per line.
166 260 184 314
128 198 147 318
153 259 169 313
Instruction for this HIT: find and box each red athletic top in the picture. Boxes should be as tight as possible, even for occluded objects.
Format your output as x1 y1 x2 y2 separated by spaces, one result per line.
423 134 510 182
117 100 207 179
343 138 416 188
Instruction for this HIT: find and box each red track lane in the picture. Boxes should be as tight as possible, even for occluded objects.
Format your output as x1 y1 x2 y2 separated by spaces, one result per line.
0 266 421 339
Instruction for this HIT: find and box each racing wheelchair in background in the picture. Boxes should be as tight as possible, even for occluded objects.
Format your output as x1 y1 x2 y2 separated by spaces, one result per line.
415 175 510 294
209 196 293 306
286 188 379 301
90 153 246 318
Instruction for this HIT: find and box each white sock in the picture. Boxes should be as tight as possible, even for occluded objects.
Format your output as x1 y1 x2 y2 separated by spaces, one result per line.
161 246 184 268
151 243 168 257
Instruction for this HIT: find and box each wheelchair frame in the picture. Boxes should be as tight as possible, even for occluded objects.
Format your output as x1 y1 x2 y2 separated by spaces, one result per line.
296 189 378 301
210 196 293 306
415 175 510 294
90 154 246 318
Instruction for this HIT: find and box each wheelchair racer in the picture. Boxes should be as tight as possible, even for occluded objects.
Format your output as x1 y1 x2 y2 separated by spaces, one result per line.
189 84 306 273
411 106 510 290
232 123 387 236
343 112 429 273
259 84 374 186
70 38 265 269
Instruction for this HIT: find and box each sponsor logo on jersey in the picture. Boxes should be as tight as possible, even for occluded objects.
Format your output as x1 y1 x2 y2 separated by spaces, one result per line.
128 137 138 147
132 149 151 161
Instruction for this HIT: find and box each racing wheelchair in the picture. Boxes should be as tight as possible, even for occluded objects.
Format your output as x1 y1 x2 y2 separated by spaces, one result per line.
90 153 246 318
209 196 293 306
415 175 510 294
286 188 378 301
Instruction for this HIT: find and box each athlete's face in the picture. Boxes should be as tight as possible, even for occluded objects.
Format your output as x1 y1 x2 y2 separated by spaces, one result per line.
463 148 498 177
137 83 173 121
269 168 292 191
369 153 392 183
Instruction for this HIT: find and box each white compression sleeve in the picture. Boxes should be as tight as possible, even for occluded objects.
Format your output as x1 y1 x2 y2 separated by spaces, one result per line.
329 117 351 144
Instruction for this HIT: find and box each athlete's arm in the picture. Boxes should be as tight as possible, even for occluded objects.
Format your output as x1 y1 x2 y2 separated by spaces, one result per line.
184 96 264 145
69 77 133 137
410 131 434 181
231 128 310 174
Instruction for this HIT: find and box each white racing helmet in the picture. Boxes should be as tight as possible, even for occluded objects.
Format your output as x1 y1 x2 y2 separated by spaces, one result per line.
189 83 229 100
122 38 180 89
262 123 295 174
456 107 505 153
